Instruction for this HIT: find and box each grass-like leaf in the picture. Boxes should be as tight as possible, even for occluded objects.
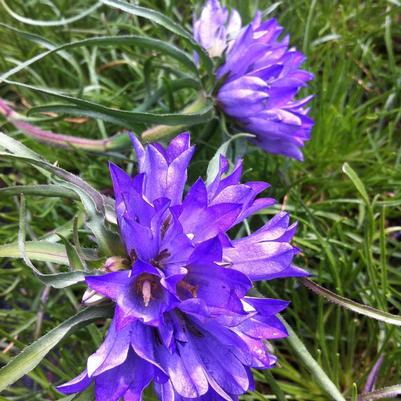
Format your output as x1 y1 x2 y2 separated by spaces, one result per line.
0 240 97 265
0 305 112 392
101 0 213 73
1 35 199 80
2 80 214 127
0 184 79 199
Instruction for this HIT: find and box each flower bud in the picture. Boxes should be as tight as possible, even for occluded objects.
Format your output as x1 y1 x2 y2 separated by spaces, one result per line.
104 256 129 272
81 289 106 306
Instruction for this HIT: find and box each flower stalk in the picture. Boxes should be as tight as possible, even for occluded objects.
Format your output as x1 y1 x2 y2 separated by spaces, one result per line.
281 316 347 401
300 277 401 326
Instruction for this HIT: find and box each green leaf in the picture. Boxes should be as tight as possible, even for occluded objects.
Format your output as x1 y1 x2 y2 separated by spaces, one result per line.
3 80 214 127
0 132 107 214
0 129 42 161
206 133 254 186
300 277 401 326
263 371 287 401
134 77 201 112
16 195 86 288
0 152 105 214
58 387 95 400
0 184 79 199
0 241 70 265
61 181 123 257
0 21 59 47
72 216 93 265
0 240 98 265
0 306 112 392
0 134 119 255
1 35 198 80
342 163 370 205
101 0 213 73
58 235 87 271
0 22 82 80
0 0 102 27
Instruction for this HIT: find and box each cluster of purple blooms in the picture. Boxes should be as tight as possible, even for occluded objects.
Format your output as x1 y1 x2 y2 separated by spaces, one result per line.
58 133 307 401
58 1 313 400
194 0 314 160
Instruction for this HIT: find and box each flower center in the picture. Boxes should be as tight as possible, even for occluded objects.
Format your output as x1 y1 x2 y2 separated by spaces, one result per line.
135 273 160 307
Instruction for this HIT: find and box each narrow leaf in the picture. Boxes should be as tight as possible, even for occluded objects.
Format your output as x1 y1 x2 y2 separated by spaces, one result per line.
0 0 102 27
0 306 112 392
101 0 213 72
342 163 370 205
1 35 198 80
206 133 254 185
0 134 106 213
0 240 98 265
16 196 86 288
0 241 69 265
0 22 82 79
2 80 214 127
73 216 92 266
0 129 42 161
61 182 124 257
0 133 119 254
58 235 87 271
0 184 79 199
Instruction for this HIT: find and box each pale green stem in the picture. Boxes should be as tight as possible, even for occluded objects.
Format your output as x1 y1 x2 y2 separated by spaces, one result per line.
280 316 347 401
300 277 401 326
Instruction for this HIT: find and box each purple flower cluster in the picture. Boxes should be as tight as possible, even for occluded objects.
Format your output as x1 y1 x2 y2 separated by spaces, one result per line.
194 1 314 160
58 133 307 401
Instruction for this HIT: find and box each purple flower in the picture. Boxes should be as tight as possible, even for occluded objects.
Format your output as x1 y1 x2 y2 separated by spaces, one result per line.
194 2 314 160
58 133 307 401
193 0 241 58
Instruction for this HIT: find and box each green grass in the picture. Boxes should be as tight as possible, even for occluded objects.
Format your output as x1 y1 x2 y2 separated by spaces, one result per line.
0 0 400 400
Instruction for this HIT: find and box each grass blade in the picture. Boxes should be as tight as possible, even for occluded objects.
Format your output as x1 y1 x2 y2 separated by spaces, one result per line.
0 306 112 391
101 0 213 73
342 163 370 205
1 35 198 80
0 0 102 27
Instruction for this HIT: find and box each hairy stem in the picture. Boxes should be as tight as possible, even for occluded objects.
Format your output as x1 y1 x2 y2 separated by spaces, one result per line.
300 277 401 326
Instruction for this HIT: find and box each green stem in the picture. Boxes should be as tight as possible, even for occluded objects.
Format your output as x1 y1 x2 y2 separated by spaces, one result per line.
281 316 347 401
263 371 287 401
300 277 401 326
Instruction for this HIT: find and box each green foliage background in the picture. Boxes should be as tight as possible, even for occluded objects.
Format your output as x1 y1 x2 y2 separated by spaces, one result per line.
0 0 400 400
